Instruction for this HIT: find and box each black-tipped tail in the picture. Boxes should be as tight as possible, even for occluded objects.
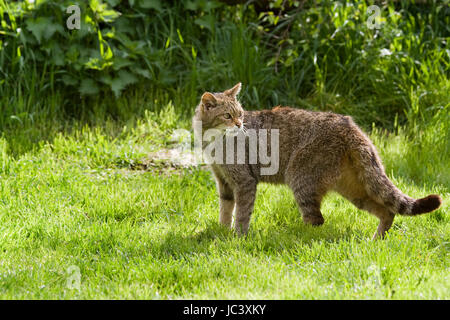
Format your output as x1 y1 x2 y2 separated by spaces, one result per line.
410 194 442 215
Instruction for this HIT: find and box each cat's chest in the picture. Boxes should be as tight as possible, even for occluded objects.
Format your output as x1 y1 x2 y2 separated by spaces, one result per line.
210 163 247 185
210 163 231 181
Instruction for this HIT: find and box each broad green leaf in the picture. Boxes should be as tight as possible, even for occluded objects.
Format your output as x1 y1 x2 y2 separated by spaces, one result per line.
51 45 65 66
139 0 162 11
158 69 176 85
25 18 49 43
134 68 151 79
112 57 134 70
202 0 222 11
61 74 79 86
113 18 135 35
79 79 100 95
106 0 121 6
84 57 113 70
25 17 62 44
101 9 121 23
103 45 113 60
194 15 215 31
118 70 138 85
184 0 221 12
109 70 138 97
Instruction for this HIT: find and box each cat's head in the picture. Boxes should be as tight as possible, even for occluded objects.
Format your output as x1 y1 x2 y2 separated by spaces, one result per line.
193 83 244 131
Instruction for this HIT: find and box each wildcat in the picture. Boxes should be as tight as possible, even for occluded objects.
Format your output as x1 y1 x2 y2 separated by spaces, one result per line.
192 83 442 239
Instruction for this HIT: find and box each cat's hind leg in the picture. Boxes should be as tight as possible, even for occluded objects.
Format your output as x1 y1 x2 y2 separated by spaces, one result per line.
286 154 344 226
365 201 395 239
288 178 326 226
345 194 395 239
334 163 395 239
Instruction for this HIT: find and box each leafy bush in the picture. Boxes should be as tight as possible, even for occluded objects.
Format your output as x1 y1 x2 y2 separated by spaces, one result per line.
0 0 448 129
0 0 220 97
258 0 449 127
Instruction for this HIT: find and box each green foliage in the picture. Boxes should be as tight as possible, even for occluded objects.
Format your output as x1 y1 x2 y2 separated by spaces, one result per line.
259 0 449 127
0 0 182 97
0 0 448 129
0 0 448 299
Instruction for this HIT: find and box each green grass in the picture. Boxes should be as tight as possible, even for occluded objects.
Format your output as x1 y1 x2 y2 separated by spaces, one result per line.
0 0 448 300
0 108 448 299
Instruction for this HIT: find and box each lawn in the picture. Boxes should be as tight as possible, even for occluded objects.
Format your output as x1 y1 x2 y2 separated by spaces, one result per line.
0 109 448 299
0 0 448 300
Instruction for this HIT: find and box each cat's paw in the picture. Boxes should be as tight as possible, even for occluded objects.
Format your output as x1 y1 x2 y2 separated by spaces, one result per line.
303 214 325 226
234 222 250 236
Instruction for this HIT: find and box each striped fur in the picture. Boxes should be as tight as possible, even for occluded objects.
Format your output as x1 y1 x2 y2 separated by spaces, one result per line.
349 130 442 217
193 83 443 239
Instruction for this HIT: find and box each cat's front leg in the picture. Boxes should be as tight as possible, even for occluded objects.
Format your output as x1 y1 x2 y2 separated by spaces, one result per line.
233 182 257 235
217 179 235 228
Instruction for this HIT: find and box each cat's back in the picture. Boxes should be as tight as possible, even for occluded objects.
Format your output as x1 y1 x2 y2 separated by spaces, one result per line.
245 106 358 145
243 106 361 183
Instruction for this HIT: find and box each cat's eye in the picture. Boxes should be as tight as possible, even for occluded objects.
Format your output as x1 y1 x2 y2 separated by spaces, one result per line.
223 113 231 119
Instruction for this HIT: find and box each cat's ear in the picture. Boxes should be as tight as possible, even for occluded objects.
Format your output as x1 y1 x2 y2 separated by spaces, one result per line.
201 92 217 111
224 82 241 98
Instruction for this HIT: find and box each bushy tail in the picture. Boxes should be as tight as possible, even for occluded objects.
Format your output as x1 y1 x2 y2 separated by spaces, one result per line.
408 194 442 215
352 143 442 216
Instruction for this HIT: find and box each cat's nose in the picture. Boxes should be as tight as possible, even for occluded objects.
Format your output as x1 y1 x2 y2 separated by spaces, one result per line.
234 120 242 128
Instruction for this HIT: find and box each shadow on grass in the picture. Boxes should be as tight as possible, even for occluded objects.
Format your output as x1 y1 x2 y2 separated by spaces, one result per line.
155 216 367 260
